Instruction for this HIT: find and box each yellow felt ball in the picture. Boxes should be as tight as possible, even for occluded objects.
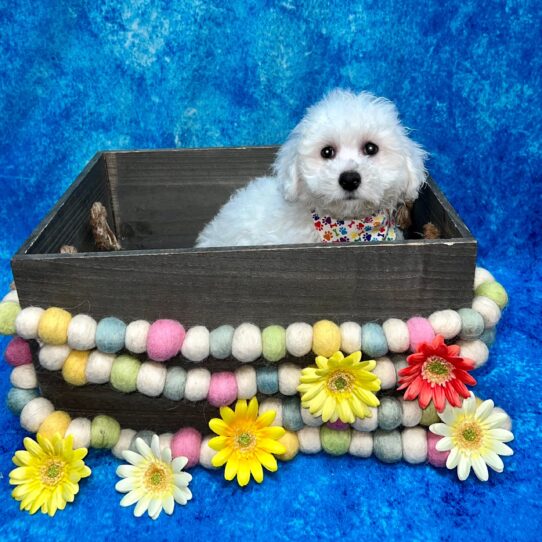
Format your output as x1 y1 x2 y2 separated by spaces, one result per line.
38 410 72 439
312 320 341 357
277 430 299 461
62 350 89 386
38 307 72 345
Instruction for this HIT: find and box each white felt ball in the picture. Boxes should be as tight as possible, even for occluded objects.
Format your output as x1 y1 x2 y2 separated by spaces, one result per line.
184 368 211 401
3 290 19 302
428 310 462 339
67 314 97 350
373 357 396 390
199 435 217 469
493 407 513 431
458 339 489 368
20 397 54 432
297 427 322 454
400 398 422 427
382 319 410 353
474 267 495 289
181 326 210 362
278 363 301 396
15 307 45 340
352 407 378 432
349 431 373 458
472 296 501 328
259 398 283 426
85 351 115 384
232 323 262 362
66 417 91 449
393 356 408 375
39 344 70 371
159 433 173 452
402 427 428 464
340 322 361 354
125 320 150 354
301 407 323 427
10 364 37 389
285 322 313 357
137 362 167 397
112 429 137 459
235 365 257 399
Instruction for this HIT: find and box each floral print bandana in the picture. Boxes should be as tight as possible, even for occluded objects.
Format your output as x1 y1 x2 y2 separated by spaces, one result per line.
312 209 398 243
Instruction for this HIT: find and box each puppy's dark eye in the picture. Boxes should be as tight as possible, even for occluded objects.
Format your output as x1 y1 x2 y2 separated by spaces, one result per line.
320 146 336 160
363 142 379 156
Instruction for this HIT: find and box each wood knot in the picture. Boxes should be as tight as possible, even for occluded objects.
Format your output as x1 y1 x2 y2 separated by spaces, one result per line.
90 202 121 251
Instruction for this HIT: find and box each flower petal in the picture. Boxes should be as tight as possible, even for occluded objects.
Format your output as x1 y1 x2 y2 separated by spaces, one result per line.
457 454 472 481
471 455 489 481
435 436 453 452
488 428 514 442
429 423 452 437
482 450 504 472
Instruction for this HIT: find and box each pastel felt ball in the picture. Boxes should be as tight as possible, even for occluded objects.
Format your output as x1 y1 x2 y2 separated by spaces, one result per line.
427 430 449 467
62 350 89 386
85 351 115 384
184 368 211 401
0 301 21 335
378 397 402 431
207 371 238 407
278 363 301 396
458 339 489 368
20 397 54 432
15 306 44 339
38 307 71 345
475 281 508 309
312 320 341 357
235 365 257 399
232 323 262 362
402 427 428 464
474 267 495 289
181 326 210 362
320 426 351 456
2 290 18 303
282 396 304 432
10 364 37 389
163 367 187 401
256 366 279 395
112 429 137 459
297 427 322 454
339 322 361 354
67 314 97 351
420 402 440 426
4 336 32 366
349 431 373 458
171 427 202 468
382 319 410 353
360 323 388 358
39 344 70 371
352 407 378 432
209 325 234 359
480 327 497 347
110 355 141 393
129 430 155 452
7 387 39 415
199 436 217 469
91 415 121 448
472 296 502 328
95 317 127 354
262 325 286 362
66 417 92 449
373 357 396 389
147 319 185 362
428 310 462 340
406 317 435 352
259 398 283 426
458 308 485 340
125 320 151 354
38 410 71 440
373 430 402 463
285 322 313 357
137 362 167 397
277 431 299 461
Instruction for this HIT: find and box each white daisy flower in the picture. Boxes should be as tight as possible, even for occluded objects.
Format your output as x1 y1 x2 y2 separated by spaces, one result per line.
430 392 514 481
115 434 192 519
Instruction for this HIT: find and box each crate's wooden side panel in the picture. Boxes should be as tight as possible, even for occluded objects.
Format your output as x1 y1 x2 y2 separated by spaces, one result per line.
106 147 278 250
13 240 476 326
21 155 115 255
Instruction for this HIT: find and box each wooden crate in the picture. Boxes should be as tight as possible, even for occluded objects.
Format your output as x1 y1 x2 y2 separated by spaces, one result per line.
11 146 477 431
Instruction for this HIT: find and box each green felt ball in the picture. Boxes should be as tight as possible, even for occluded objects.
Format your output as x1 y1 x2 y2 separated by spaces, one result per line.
378 397 402 431
320 426 351 456
373 430 402 463
163 366 187 400
91 415 120 448
110 354 141 393
475 281 508 310
0 301 21 335
420 402 440 426
262 325 286 362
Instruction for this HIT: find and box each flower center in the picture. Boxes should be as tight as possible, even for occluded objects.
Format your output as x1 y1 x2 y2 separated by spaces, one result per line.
236 432 255 450
144 463 170 492
327 371 354 393
422 356 453 385
40 459 64 487
455 421 484 450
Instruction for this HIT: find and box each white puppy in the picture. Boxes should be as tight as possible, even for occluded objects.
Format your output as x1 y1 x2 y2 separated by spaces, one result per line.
196 89 427 247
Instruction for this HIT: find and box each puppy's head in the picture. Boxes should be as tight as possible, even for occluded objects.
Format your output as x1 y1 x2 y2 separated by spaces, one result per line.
274 89 427 216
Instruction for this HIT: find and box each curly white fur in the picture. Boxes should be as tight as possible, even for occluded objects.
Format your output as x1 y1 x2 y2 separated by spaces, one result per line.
196 89 427 247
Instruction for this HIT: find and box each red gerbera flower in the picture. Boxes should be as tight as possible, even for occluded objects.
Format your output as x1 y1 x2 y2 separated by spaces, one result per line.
397 335 477 412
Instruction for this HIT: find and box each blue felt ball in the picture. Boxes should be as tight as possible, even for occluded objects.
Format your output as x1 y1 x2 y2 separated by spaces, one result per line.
96 317 127 353
7 387 39 415
282 396 304 431
360 323 388 358
256 366 279 395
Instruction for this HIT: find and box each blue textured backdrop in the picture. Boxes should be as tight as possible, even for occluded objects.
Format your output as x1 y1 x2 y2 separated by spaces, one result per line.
1 1 541 540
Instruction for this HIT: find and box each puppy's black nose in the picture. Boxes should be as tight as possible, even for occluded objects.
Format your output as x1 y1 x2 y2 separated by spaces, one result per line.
338 170 361 192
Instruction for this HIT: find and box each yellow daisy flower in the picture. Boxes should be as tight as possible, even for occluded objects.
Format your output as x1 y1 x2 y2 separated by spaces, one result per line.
208 397 286 487
430 392 514 481
9 433 91 516
297 350 381 423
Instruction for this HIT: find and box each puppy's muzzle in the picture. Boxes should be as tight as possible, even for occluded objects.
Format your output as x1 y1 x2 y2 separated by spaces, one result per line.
338 170 361 192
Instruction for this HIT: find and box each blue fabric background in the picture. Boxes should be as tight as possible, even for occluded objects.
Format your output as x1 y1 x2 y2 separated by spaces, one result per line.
0 1 541 540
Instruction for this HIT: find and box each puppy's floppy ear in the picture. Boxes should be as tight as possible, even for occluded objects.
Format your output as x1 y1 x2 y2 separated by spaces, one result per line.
402 136 428 202
273 131 301 202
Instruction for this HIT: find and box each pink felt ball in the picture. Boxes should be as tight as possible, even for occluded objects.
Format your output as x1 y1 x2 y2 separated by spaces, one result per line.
427 430 450 468
207 371 238 407
146 319 185 362
5 337 32 367
171 427 202 468
326 420 350 430
407 317 435 352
